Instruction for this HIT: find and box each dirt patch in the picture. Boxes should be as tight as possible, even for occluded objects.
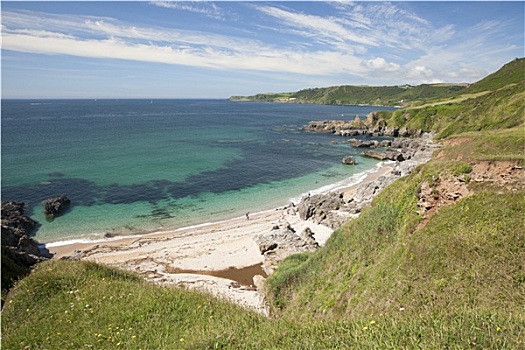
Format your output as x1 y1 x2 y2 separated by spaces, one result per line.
470 161 524 190
416 176 471 230
416 160 524 230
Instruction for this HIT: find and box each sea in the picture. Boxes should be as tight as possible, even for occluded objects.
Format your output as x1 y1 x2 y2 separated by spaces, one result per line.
1 99 395 245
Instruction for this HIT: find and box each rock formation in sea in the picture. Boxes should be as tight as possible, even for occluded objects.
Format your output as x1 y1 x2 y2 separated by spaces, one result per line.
303 112 423 138
43 195 71 219
341 156 356 165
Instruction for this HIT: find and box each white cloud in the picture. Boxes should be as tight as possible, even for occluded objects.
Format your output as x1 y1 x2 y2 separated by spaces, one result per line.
150 1 224 19
255 5 377 47
361 57 401 72
1 26 360 75
1 3 522 89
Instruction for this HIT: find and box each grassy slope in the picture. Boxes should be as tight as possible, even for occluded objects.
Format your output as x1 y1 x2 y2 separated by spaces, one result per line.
266 129 524 318
3 58 524 349
264 58 525 346
384 58 525 137
230 84 467 106
3 258 522 349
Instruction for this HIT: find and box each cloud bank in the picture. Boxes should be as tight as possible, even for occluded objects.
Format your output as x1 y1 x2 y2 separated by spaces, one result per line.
2 2 523 87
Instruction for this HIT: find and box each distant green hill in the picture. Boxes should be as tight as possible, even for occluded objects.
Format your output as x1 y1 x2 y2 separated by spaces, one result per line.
230 83 468 106
462 57 524 93
231 58 524 108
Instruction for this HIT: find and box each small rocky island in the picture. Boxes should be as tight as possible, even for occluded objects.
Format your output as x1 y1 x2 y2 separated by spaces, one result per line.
43 195 71 220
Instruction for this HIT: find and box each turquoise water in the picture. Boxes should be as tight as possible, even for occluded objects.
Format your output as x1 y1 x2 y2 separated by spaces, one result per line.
1 99 393 243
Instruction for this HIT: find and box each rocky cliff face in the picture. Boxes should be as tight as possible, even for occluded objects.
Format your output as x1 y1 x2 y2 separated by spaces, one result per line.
303 113 423 138
2 201 50 296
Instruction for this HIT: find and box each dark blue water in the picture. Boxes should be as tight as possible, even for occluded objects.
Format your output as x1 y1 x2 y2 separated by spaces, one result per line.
1 99 393 243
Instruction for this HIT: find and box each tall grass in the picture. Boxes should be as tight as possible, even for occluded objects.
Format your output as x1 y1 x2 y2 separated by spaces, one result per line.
3 259 523 349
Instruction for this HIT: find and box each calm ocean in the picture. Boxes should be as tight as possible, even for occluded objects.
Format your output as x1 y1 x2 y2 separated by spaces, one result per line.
1 99 393 244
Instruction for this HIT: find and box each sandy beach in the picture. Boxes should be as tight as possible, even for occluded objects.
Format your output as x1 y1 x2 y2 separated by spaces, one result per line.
48 164 394 314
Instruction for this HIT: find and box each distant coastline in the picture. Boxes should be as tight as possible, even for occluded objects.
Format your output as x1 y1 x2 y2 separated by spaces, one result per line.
229 82 467 107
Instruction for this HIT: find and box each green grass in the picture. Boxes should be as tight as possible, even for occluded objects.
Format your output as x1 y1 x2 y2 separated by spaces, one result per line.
230 83 468 106
3 260 523 349
437 127 525 164
463 58 524 93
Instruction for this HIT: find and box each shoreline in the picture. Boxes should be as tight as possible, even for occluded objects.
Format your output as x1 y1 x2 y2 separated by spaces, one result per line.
47 163 394 315
48 163 392 259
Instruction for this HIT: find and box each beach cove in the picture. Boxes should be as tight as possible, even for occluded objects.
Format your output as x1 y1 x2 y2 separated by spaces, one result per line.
49 131 438 315
2 99 437 314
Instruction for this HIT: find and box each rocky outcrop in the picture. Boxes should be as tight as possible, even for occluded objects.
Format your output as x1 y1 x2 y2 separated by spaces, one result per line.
303 118 423 138
254 222 319 275
2 201 50 294
296 133 440 228
298 192 345 223
43 195 71 219
341 156 356 165
361 150 405 162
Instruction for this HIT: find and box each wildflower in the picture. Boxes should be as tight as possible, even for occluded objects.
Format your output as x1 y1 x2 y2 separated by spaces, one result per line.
362 326 368 331
369 320 376 325
179 338 184 342
496 326 501 332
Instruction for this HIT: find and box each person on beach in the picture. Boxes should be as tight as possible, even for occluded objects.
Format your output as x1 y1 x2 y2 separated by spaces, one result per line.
246 212 250 220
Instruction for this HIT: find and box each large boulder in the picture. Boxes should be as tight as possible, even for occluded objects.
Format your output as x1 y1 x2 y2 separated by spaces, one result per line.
254 222 319 275
348 138 378 148
44 195 71 219
341 156 356 165
297 191 345 224
361 149 405 162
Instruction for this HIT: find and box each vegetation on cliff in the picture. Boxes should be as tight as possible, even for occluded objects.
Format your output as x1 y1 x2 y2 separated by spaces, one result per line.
383 58 524 138
2 58 524 349
230 83 468 106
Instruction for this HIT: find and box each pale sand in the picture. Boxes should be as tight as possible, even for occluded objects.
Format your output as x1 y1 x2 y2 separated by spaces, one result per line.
48 164 393 314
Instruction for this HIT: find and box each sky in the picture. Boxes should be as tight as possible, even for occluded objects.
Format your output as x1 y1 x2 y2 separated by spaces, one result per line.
1 1 524 99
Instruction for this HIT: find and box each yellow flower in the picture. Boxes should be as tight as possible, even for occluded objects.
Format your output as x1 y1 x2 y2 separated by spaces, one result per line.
362 326 368 331
179 338 184 342
496 326 501 332
369 320 376 325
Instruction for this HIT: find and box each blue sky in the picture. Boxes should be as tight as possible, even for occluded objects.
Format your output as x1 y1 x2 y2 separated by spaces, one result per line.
2 1 523 99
